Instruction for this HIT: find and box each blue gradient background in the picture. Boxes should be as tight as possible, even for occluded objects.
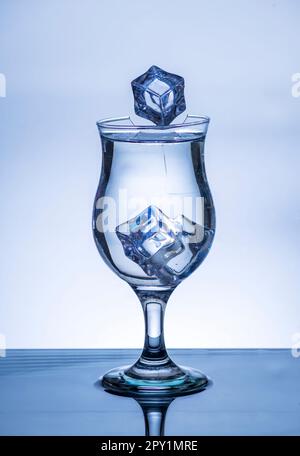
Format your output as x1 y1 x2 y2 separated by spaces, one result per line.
0 0 299 348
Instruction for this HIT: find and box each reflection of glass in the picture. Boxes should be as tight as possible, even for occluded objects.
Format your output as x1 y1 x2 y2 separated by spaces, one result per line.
97 380 210 436
135 396 174 436
93 116 215 396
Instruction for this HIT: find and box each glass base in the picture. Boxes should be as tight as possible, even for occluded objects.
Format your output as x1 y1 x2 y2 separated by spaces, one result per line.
101 364 210 397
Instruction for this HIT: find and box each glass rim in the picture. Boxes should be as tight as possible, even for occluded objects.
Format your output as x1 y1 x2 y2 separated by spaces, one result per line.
96 115 210 130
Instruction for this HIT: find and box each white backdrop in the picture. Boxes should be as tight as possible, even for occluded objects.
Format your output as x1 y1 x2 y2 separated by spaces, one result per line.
0 0 299 348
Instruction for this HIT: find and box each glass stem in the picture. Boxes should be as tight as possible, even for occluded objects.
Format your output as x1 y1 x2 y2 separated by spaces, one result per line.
141 297 168 362
135 289 173 366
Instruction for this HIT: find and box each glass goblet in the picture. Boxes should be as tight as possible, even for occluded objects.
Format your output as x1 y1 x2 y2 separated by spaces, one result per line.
93 116 215 396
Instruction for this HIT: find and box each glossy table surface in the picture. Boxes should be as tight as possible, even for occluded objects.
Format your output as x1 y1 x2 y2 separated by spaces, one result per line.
0 349 299 436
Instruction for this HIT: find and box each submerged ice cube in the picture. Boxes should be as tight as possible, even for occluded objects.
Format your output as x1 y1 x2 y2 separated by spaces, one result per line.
116 206 183 276
116 206 204 282
131 66 186 126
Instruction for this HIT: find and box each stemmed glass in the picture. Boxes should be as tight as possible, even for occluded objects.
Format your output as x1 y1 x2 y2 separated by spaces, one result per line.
93 115 215 396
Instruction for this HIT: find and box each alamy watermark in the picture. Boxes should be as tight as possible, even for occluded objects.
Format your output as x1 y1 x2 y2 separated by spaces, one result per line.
291 73 300 98
0 73 6 98
291 332 300 358
0 333 6 358
94 190 205 243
